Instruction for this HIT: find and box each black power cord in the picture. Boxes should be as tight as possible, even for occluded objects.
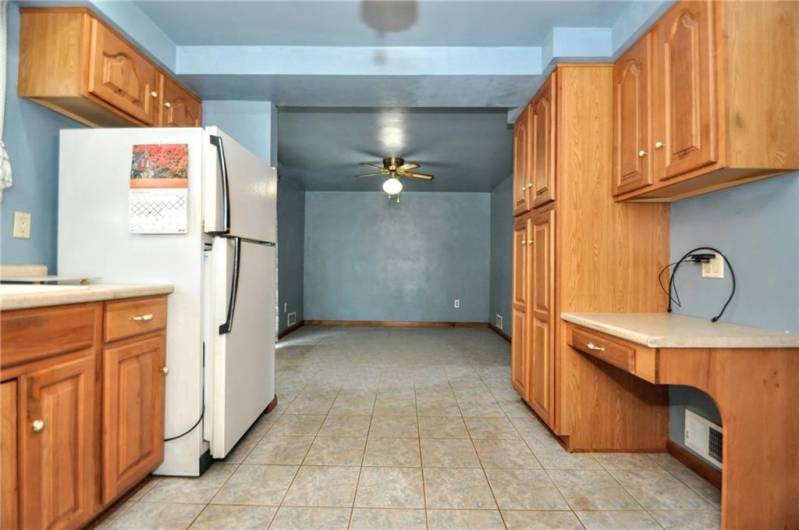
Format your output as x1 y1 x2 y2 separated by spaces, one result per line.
667 246 736 322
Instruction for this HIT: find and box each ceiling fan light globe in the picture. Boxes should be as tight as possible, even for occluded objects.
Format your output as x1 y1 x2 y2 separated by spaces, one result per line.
382 177 403 195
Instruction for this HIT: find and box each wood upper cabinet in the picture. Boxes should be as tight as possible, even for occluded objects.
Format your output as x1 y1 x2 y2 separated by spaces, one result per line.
653 0 717 180
102 335 166 504
19 355 97 530
88 19 159 126
614 0 799 201
530 73 556 207
613 34 653 196
513 107 531 215
528 208 555 424
19 8 202 128
159 74 202 127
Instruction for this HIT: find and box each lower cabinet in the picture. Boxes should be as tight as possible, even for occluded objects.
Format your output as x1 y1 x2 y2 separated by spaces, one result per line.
102 335 166 504
528 208 555 425
0 296 168 530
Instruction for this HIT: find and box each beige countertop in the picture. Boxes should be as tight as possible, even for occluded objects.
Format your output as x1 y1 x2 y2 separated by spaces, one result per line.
0 283 174 311
561 312 799 349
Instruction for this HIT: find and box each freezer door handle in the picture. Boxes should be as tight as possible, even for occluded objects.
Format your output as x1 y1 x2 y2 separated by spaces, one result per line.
208 134 231 235
219 236 242 335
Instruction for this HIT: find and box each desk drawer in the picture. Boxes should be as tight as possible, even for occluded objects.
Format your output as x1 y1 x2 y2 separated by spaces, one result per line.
570 327 636 373
104 297 167 343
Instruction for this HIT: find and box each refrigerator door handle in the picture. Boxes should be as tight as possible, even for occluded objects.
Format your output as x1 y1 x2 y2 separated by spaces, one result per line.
219 236 241 335
208 134 231 235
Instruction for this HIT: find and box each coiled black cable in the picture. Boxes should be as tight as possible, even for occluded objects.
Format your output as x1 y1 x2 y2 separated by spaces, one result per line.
667 246 736 322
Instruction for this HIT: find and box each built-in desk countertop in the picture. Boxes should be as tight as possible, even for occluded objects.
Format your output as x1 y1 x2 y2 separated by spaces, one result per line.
561 312 799 530
0 283 174 311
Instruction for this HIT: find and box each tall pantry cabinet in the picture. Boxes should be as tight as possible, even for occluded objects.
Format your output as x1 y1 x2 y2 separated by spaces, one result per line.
510 64 670 450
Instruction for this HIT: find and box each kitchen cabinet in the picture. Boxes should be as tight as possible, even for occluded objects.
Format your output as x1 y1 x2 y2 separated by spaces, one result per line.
530 74 556 207
19 8 202 128
512 107 531 215
613 34 653 196
0 295 168 529
510 64 669 441
613 0 799 201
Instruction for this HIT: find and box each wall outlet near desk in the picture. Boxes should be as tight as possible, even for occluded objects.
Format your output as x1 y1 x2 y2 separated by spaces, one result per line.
701 253 724 279
13 211 31 239
454 299 460 309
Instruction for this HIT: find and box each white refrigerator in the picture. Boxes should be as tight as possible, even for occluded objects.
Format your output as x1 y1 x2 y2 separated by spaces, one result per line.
58 127 277 476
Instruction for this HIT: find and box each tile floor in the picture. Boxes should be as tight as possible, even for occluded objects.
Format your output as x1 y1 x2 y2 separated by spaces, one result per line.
98 327 721 529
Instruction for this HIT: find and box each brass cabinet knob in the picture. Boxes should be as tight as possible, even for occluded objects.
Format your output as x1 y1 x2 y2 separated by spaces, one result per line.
655 141 664 149
162 367 169 375
521 240 527 246
150 91 158 98
32 419 45 432
521 185 527 191
638 149 647 158
527 240 534 245
164 102 172 109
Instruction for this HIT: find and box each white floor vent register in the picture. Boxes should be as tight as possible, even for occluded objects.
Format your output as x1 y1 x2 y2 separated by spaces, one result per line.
684 410 723 468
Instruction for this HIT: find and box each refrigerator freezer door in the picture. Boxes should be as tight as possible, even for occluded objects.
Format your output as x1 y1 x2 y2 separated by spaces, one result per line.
203 127 277 242
208 236 276 457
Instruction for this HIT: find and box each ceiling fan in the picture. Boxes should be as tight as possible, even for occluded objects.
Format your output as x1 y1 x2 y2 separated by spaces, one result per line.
354 156 434 195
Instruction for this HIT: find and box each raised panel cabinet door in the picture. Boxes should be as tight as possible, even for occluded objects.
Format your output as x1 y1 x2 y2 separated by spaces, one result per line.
613 34 653 195
513 107 530 215
159 75 202 127
511 308 528 396
512 219 529 308
19 355 96 530
653 0 718 180
88 19 158 125
103 335 166 504
1 381 18 530
528 209 555 425
531 73 556 207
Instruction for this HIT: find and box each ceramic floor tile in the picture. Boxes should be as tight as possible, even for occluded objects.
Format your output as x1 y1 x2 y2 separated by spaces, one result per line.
107 502 204 530
484 468 569 511
473 438 541 469
533 450 603 470
268 507 351 530
317 414 372 437
418 416 469 438
420 438 481 468
362 437 421 467
282 466 360 507
575 510 661 530
211 465 298 506
349 508 427 530
426 509 505 529
220 434 261 464
284 396 335 415
548 469 639 510
368 416 419 438
423 468 497 509
649 509 721 529
464 416 519 439
245 435 314 465
269 415 326 436
141 464 236 504
304 436 366 466
355 467 424 508
593 452 663 470
610 468 711 510
189 505 276 529
501 510 584 530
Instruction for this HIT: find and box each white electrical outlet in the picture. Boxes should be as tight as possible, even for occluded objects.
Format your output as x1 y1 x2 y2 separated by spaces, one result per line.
284 303 288 313
495 314 503 329
13 211 31 239
454 299 460 309
702 253 724 279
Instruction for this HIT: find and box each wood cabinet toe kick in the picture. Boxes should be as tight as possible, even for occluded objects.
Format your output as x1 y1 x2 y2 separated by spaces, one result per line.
566 321 799 530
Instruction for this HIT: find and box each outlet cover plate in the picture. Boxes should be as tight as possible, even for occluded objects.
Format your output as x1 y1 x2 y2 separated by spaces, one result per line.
702 253 724 279
13 211 31 239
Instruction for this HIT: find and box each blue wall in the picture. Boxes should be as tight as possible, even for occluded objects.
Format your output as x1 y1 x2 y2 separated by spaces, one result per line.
668 172 799 467
303 191 491 322
203 101 277 166
489 175 513 334
277 175 305 332
1 3 82 272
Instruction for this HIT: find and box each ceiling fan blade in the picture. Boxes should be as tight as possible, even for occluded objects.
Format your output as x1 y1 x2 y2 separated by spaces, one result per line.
402 171 434 180
361 162 385 171
353 172 386 179
397 162 419 171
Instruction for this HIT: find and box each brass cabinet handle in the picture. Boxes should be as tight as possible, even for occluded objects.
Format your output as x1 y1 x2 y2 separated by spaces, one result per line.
164 101 172 109
521 185 527 191
527 240 534 245
638 149 647 158
655 141 664 149
129 313 154 322
32 419 45 432
162 367 169 375
150 91 159 98
521 240 527 246
586 342 606 352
